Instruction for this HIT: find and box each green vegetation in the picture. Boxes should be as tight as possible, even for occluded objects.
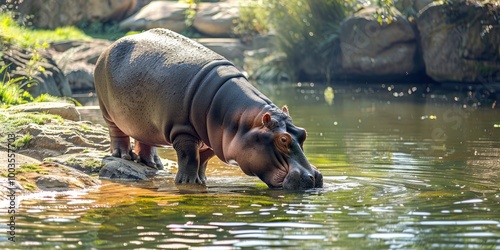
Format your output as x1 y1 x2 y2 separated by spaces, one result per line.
236 0 355 82
22 182 37 191
180 0 200 27
11 112 64 126
233 1 269 43
15 164 44 174
1 11 88 107
0 110 64 135
0 13 90 48
268 0 348 82
11 132 33 148
0 65 35 107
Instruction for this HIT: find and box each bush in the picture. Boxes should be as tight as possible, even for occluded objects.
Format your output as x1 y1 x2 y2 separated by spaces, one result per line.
270 0 348 81
242 0 349 82
233 0 269 43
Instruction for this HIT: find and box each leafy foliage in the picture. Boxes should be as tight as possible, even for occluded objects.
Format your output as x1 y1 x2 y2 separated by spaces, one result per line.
233 0 269 43
0 64 34 107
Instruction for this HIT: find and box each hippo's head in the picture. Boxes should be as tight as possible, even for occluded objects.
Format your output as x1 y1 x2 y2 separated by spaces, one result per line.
232 106 323 190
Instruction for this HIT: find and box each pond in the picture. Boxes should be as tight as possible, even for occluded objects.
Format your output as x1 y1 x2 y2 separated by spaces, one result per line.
2 82 500 249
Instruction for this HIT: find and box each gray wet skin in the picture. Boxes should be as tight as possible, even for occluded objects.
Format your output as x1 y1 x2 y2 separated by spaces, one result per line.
94 28 323 190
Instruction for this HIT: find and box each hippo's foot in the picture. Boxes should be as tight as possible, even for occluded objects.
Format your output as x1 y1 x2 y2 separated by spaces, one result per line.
175 172 205 185
173 134 207 185
135 141 164 170
111 136 138 161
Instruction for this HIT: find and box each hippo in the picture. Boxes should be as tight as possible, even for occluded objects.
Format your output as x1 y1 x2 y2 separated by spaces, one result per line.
94 28 322 190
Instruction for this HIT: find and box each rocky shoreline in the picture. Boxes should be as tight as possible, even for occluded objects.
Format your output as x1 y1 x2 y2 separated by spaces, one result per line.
0 102 175 198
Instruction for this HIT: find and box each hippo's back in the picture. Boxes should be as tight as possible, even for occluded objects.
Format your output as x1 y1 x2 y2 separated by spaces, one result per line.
94 28 229 145
101 28 225 90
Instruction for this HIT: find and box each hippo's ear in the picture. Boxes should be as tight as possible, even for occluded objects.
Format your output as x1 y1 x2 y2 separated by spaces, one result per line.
262 113 272 128
282 106 290 116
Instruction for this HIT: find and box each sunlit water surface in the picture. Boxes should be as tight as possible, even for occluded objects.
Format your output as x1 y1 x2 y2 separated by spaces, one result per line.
1 83 499 249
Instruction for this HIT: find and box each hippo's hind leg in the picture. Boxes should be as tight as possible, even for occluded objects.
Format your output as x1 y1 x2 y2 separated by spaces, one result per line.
198 147 215 183
173 134 205 185
134 141 164 170
106 122 138 161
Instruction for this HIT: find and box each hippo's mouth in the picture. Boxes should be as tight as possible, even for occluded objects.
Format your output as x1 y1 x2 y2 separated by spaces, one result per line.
262 164 323 190
267 168 288 189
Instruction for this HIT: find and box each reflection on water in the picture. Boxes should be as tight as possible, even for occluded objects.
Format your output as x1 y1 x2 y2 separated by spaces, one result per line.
1 82 499 249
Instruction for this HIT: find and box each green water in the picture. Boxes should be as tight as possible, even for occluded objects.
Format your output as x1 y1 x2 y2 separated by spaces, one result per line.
1 83 499 249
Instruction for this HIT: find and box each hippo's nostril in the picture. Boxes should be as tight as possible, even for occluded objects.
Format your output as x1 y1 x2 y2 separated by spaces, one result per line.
308 174 314 182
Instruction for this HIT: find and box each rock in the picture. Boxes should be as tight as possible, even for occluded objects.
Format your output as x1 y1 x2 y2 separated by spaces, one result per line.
196 38 248 66
0 150 41 198
119 1 189 32
45 151 108 174
0 178 24 200
33 162 100 191
0 160 100 195
0 47 72 98
193 1 240 37
339 7 422 78
36 175 70 189
50 40 113 91
14 116 109 160
99 156 158 181
417 1 500 83
8 102 81 121
17 0 137 29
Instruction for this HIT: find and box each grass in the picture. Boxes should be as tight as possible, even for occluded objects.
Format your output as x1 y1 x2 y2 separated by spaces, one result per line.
0 163 47 176
12 112 63 126
0 12 91 48
11 132 33 148
0 110 64 136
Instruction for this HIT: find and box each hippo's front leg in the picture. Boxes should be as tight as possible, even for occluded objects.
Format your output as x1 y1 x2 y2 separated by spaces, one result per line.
173 134 205 185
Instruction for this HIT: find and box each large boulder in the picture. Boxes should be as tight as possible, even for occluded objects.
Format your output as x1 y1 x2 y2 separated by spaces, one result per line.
0 47 72 97
417 1 500 83
50 40 113 91
35 163 100 191
9 110 110 160
17 0 137 29
99 156 159 181
119 1 189 32
192 1 240 37
196 38 248 67
339 7 422 78
8 102 81 121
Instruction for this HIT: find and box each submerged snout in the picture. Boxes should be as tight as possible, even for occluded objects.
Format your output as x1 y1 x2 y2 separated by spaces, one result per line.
283 166 323 190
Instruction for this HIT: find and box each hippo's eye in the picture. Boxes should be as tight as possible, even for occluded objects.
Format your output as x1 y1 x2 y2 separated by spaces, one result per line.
274 133 292 155
280 136 288 143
